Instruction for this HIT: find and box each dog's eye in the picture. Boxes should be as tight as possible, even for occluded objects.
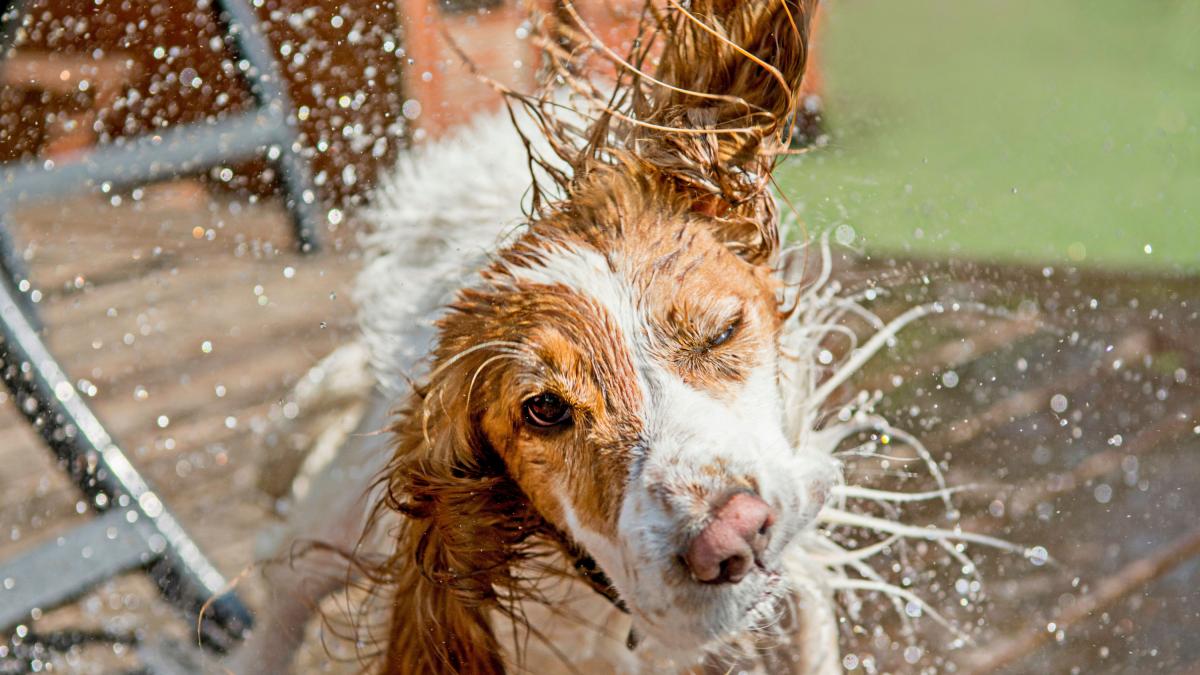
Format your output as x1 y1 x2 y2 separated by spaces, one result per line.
522 392 572 428
708 319 740 348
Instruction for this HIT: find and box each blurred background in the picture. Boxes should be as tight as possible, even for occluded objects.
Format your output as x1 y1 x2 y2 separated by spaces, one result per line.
783 0 1199 272
0 0 1196 673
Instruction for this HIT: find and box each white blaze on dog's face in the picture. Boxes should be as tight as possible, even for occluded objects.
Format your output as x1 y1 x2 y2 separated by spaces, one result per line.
457 205 837 652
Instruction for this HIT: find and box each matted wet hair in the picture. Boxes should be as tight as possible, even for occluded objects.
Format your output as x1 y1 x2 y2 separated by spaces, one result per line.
498 0 820 260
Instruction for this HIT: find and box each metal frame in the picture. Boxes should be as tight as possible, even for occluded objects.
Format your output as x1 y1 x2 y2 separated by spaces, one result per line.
0 274 252 653
0 0 331 666
0 0 324 318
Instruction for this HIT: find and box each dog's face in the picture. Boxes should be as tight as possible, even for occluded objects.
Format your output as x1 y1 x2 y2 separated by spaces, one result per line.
439 194 837 652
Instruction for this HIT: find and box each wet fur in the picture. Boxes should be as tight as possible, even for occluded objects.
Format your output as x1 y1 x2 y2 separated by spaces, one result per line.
368 1 823 672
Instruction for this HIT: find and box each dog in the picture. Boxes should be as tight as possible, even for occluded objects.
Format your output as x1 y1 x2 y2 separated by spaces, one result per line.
230 1 1026 671
367 2 840 671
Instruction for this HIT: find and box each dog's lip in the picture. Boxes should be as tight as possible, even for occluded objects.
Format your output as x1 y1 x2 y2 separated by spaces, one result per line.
745 569 786 617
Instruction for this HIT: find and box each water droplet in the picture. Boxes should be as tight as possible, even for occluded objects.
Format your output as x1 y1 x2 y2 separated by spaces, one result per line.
1049 394 1069 413
834 223 856 246
1028 546 1049 566
941 370 959 388
149 534 167 554
903 646 922 664
156 415 169 428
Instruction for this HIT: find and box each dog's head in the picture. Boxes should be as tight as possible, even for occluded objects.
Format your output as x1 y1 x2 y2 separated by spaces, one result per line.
380 1 827 671
469 174 837 646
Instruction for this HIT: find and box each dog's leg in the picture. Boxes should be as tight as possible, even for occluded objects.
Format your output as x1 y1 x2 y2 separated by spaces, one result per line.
228 390 392 674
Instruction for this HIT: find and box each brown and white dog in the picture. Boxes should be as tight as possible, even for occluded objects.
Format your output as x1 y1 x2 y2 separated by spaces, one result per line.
231 1 1025 672
366 2 837 671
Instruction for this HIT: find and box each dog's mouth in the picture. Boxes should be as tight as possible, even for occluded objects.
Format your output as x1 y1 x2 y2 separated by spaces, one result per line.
565 536 786 640
745 569 787 623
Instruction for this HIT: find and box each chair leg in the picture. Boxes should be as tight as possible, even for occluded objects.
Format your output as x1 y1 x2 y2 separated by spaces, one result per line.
212 0 325 253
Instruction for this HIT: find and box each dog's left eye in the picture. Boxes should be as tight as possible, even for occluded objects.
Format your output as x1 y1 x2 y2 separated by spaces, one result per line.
708 319 740 348
522 392 573 428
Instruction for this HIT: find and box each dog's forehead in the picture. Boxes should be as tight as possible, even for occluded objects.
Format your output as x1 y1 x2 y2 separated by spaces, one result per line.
500 240 641 380
498 222 778 365
516 221 766 303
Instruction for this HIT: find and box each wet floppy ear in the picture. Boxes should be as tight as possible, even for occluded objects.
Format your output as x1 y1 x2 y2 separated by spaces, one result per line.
635 0 820 264
380 360 539 674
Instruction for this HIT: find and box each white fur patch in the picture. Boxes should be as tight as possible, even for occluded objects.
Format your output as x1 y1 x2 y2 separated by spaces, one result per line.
356 112 559 393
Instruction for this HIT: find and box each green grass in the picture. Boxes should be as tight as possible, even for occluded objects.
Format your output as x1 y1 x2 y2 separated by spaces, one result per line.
777 0 1200 272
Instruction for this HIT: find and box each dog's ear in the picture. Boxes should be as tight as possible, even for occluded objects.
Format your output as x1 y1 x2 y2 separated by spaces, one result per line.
633 0 820 265
376 349 539 674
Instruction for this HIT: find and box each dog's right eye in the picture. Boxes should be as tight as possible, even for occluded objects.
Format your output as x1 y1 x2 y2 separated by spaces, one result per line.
522 393 573 428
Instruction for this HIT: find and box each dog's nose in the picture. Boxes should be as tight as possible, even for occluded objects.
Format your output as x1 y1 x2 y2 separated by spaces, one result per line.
683 492 774 584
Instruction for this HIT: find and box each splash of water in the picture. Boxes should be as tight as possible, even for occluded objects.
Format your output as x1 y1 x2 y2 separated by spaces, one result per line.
776 234 1037 656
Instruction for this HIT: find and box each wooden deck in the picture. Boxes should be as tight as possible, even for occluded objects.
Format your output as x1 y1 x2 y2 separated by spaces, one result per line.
0 185 360 671
0 187 1198 673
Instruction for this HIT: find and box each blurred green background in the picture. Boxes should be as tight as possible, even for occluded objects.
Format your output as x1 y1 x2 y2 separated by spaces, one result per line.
778 0 1200 272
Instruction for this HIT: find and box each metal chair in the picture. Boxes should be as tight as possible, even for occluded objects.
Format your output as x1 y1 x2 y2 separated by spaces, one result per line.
0 0 326 668
0 0 325 316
